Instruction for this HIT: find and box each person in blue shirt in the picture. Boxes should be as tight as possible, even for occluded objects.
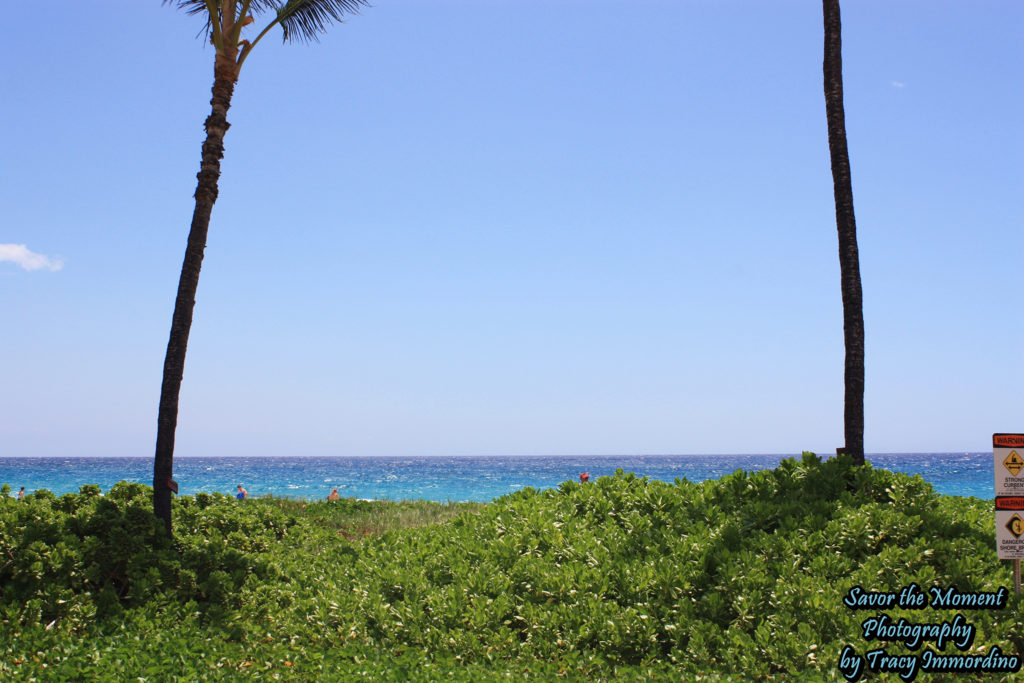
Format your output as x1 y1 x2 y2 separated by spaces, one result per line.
236 484 247 500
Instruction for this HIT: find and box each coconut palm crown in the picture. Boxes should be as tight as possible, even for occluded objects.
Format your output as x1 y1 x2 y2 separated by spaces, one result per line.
169 0 370 68
154 0 368 537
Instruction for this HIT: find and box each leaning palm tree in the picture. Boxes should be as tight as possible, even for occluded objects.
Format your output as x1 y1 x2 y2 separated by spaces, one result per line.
155 0 368 536
822 0 865 466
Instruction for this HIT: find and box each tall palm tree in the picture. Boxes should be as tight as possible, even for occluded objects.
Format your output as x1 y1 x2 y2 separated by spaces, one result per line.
822 0 865 466
155 0 368 536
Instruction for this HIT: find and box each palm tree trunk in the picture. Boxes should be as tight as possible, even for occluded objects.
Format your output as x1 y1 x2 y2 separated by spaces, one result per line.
154 55 238 536
822 0 865 466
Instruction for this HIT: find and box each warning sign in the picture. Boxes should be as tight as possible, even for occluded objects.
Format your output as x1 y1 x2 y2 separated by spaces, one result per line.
995 434 1024 448
994 434 1024 497
996 511 1024 559
995 436 1024 560
1008 514 1024 538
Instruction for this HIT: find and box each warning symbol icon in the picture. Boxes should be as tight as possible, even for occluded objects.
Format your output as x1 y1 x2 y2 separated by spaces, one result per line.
1003 451 1024 477
1008 514 1024 539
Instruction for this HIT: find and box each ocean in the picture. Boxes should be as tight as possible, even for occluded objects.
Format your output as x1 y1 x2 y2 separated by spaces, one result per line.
0 453 993 502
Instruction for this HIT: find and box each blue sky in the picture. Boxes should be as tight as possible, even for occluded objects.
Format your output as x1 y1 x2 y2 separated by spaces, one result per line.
2 1 1021 458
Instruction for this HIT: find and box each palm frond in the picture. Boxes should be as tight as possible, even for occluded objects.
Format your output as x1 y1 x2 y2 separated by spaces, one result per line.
165 0 216 42
246 0 287 17
164 1 280 26
167 0 278 46
164 0 213 16
276 0 370 43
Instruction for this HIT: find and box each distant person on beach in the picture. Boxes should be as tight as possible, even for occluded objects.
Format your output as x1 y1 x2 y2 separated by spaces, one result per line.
580 473 590 483
236 485 247 500
327 488 340 500
17 487 25 500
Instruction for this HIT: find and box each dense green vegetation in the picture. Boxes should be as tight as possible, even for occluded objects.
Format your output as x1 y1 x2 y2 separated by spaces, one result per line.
1 455 1020 680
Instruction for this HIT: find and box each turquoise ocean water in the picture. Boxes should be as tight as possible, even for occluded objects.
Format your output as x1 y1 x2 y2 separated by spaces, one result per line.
0 453 992 502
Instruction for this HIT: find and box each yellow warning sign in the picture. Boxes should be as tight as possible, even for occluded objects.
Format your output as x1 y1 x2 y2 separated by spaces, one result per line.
1007 513 1024 539
1003 450 1024 476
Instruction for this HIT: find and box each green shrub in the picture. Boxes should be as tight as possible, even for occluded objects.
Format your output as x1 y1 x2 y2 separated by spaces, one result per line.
1 454 1020 681
0 481 296 628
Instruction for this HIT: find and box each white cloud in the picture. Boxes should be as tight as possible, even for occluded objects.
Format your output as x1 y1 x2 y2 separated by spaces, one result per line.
0 244 64 272
891 81 906 88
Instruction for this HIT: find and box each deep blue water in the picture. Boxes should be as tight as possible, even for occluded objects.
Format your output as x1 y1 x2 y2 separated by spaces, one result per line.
0 453 992 502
